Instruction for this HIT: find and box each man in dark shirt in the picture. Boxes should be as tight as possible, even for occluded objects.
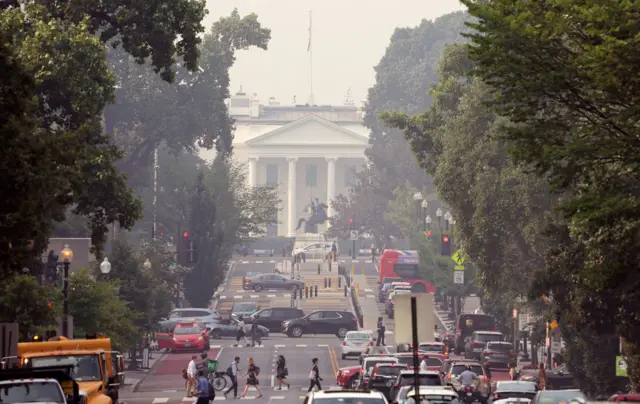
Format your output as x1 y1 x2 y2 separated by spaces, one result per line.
308 357 323 392
251 316 262 347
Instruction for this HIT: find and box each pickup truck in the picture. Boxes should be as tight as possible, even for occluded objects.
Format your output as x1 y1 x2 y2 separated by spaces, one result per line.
0 365 82 404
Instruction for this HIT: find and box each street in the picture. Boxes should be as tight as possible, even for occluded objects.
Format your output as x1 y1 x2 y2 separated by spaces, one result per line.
121 255 508 403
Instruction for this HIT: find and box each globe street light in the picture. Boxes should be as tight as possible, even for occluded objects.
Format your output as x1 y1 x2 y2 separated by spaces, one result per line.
60 244 73 338
100 257 112 275
143 259 152 269
413 192 423 201
436 208 443 227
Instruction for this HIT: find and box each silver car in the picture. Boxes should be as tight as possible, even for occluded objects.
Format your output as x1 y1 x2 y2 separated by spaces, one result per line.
341 330 375 359
159 308 223 330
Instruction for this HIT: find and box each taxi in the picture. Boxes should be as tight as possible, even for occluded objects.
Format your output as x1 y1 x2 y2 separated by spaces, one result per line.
165 322 208 352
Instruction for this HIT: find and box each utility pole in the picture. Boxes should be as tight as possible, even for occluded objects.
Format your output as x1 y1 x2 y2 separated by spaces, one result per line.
152 147 158 239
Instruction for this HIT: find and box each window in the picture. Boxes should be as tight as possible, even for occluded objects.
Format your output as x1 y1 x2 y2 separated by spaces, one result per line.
258 310 272 317
266 164 278 186
344 164 357 186
267 212 278 237
305 164 317 186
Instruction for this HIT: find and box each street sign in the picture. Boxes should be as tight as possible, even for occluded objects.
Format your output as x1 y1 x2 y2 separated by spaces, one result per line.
453 271 464 284
452 250 466 265
549 320 559 330
349 230 359 241
454 265 465 271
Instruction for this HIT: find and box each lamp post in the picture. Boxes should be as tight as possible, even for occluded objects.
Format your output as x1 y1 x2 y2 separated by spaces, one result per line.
100 257 112 280
436 208 443 228
425 215 432 231
413 192 423 220
513 308 519 353
143 259 152 270
60 244 73 338
421 200 428 231
444 211 452 230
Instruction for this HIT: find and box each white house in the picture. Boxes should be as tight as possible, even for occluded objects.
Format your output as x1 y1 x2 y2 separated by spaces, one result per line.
200 89 370 237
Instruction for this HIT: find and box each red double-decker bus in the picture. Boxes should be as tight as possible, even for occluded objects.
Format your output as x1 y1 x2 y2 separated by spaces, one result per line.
378 249 435 293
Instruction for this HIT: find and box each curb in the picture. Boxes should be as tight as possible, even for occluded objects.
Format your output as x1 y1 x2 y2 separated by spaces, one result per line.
211 262 235 311
131 350 168 393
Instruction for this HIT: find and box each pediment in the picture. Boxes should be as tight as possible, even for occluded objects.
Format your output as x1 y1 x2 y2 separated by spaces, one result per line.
245 114 368 146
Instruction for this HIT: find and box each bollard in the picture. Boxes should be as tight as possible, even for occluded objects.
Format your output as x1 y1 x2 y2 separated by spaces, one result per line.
324 278 328 289
328 260 332 272
305 286 309 299
328 277 332 288
344 285 348 297
299 288 303 299
315 284 318 297
318 264 321 275
338 277 342 288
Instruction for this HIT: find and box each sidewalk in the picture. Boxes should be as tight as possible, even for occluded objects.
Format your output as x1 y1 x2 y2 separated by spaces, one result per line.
124 349 166 391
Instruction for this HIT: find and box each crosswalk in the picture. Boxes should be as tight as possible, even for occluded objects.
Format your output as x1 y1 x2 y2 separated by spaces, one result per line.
149 387 343 402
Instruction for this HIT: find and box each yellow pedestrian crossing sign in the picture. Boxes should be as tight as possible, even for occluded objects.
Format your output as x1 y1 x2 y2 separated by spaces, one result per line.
452 250 466 265
454 265 465 271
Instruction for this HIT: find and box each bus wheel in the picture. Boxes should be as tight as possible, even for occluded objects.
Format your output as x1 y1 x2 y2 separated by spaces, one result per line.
412 283 427 293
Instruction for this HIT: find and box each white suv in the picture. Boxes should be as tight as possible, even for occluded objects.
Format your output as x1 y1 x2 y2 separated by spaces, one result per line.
342 330 375 359
304 389 389 403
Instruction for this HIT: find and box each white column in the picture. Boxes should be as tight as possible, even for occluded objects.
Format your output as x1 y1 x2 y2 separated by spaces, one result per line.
287 157 298 237
248 157 258 187
326 157 337 226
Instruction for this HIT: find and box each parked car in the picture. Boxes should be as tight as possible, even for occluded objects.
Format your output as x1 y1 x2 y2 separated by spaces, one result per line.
248 307 305 332
341 330 375 359
292 242 336 259
159 308 222 330
465 331 505 360
243 273 304 292
492 381 538 404
208 317 270 339
480 341 515 368
282 310 358 338
230 302 260 321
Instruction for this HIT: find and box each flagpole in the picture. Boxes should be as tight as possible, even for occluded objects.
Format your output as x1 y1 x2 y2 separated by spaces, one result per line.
308 10 314 105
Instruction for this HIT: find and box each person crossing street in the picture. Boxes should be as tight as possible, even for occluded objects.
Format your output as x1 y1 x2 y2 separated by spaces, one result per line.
308 358 323 392
224 356 240 399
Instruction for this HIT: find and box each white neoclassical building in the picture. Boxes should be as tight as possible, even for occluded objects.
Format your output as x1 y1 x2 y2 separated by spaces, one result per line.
202 89 370 237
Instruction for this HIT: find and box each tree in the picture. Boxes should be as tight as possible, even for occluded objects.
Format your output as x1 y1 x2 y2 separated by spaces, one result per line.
331 11 469 242
69 268 139 351
0 4 142 273
461 0 640 390
106 9 271 175
0 274 61 339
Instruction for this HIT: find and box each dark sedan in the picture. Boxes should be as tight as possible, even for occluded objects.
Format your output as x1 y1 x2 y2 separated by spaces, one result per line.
282 310 358 338
208 317 270 339
243 273 304 292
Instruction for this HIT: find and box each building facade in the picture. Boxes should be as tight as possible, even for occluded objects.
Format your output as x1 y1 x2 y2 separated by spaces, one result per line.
210 90 369 237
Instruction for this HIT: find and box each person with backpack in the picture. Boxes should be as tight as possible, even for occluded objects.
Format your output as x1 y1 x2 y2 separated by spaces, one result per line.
223 356 240 399
241 357 263 399
194 370 212 404
275 355 290 390
308 357 323 392
235 315 249 347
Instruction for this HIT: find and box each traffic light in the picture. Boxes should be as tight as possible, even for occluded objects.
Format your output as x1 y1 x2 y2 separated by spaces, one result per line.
348 218 353 229
188 239 198 264
180 232 198 265
426 230 433 238
46 250 59 283
440 234 451 256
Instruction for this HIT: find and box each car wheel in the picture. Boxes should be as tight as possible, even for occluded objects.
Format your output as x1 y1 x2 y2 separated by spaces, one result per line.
289 326 304 338
336 327 348 339
253 284 263 292
210 329 223 339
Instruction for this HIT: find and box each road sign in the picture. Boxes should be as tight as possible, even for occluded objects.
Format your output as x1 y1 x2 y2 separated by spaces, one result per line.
454 265 465 271
452 250 466 265
549 320 559 330
453 271 464 284
349 230 359 241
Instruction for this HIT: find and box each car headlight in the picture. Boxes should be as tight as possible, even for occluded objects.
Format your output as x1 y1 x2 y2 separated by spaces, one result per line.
198 336 204 341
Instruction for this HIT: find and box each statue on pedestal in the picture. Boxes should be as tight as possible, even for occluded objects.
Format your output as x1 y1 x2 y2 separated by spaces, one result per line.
295 198 329 234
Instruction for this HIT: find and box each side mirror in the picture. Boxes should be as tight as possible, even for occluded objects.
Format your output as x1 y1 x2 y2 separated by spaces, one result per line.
206 327 211 332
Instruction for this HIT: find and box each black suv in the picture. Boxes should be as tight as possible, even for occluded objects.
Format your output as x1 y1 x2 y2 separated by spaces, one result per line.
366 363 408 400
282 310 358 338
249 307 305 332
464 331 504 360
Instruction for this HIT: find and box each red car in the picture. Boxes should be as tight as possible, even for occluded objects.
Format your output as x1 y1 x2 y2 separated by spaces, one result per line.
165 322 208 352
394 353 445 371
336 353 394 389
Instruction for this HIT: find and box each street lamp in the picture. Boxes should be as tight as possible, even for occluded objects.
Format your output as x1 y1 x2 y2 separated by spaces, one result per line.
436 208 443 227
513 308 519 353
100 257 112 275
425 215 432 230
60 244 73 338
143 259 152 269
413 192 423 201
413 192 424 222
421 200 428 230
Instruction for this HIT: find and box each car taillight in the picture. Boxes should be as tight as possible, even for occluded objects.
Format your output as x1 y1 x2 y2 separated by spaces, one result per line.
447 374 452 381
484 375 489 381
214 316 222 320
493 393 500 400
343 341 348 346
472 342 483 348
465 386 473 392
246 279 252 284
369 341 374 346
352 317 357 323
483 350 491 355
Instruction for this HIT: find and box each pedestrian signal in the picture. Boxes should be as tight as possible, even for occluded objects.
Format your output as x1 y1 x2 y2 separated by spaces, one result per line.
440 235 452 256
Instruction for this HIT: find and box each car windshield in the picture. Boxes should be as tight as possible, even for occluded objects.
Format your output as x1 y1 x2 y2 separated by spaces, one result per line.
375 366 404 376
399 374 442 386
0 382 66 404
347 333 371 340
27 355 101 382
311 398 387 404
396 357 442 367
233 303 257 311
537 391 586 404
497 382 536 393
488 343 512 352
175 327 201 334
419 344 445 352
365 360 396 375
451 365 484 376
476 334 503 342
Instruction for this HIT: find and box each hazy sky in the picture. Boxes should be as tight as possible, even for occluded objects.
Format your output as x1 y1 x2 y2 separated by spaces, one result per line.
204 0 465 107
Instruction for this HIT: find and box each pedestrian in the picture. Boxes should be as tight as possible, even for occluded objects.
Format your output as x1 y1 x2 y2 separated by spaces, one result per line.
376 317 386 346
331 241 338 261
224 356 240 399
186 355 197 397
371 243 376 262
241 357 263 399
235 315 249 347
275 355 290 390
308 357 322 392
194 370 211 404
251 315 262 347
420 355 430 372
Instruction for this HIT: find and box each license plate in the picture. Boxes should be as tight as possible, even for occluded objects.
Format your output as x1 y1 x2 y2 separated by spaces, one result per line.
467 392 472 396
184 343 191 347
474 348 483 352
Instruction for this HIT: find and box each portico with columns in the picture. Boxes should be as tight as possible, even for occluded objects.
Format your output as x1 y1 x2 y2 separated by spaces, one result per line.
238 114 369 237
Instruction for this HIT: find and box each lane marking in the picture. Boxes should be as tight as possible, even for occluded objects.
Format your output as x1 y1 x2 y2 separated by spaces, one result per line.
366 295 375 298
271 374 274 387
274 344 285 348
256 261 263 263
211 345 222 348
233 295 243 299
267 294 276 298
296 344 307 347
364 289 373 292
219 296 226 299
152 399 169 403
317 344 328 347
270 396 286 399
250 295 259 298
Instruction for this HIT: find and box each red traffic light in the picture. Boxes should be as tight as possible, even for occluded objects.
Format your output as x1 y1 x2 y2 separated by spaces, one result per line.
47 302 53 308
183 231 189 238
349 219 353 224
427 231 432 237
443 236 449 243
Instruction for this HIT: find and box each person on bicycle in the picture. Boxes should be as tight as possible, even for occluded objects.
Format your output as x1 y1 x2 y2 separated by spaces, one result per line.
199 353 216 379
